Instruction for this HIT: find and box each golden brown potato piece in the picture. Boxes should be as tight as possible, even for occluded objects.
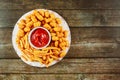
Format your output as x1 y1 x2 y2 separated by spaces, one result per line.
39 10 45 17
43 24 51 30
24 27 30 32
26 21 33 28
17 29 24 37
45 11 50 18
31 15 37 22
34 21 41 27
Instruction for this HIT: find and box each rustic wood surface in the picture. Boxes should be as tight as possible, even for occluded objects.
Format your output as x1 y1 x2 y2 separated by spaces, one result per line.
0 0 120 80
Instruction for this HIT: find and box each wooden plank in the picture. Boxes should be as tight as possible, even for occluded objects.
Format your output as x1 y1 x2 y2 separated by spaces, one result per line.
0 0 120 9
0 58 120 73
83 74 120 80
0 27 120 58
0 74 120 80
1 10 120 27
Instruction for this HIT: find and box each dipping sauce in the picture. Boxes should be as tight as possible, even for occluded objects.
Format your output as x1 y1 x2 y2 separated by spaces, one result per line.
29 27 50 48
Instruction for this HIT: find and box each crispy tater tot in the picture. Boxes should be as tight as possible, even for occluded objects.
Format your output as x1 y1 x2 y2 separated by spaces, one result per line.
64 30 69 38
44 18 52 23
26 18 31 23
31 15 37 22
26 15 31 20
49 22 57 27
50 13 55 19
20 19 26 24
24 27 30 32
39 10 45 16
45 11 49 18
33 10 38 14
34 21 41 27
26 21 33 28
53 27 61 32
18 23 25 29
51 33 56 36
17 29 24 37
35 12 44 21
52 36 58 41
43 24 51 30
55 18 61 24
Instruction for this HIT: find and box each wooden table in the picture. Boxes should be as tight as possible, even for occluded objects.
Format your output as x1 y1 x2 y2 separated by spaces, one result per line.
0 0 120 80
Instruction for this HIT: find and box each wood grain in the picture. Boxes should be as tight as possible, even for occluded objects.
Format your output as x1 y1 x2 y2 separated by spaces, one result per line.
0 58 120 74
0 74 120 80
0 0 120 10
0 27 120 58
1 10 120 27
0 0 120 79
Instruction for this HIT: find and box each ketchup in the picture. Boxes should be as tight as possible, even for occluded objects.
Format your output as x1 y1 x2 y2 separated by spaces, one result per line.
30 28 49 48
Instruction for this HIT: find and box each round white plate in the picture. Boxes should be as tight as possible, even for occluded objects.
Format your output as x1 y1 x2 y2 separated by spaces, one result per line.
12 9 71 67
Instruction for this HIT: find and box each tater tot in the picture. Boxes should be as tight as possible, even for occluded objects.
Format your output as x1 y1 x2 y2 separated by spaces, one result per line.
35 12 44 21
24 27 30 32
34 21 41 27
49 22 57 27
52 36 58 41
18 23 25 29
17 29 24 37
33 10 38 14
39 10 45 16
20 19 26 24
26 18 31 23
44 18 52 23
43 24 51 30
65 40 69 47
26 15 31 20
26 21 33 28
51 33 56 36
64 30 68 38
58 32 64 38
59 42 65 48
55 18 61 24
45 11 49 18
31 15 37 22
50 13 55 19
53 27 61 32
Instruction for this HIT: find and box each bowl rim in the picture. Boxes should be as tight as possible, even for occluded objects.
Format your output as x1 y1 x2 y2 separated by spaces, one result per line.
28 27 51 49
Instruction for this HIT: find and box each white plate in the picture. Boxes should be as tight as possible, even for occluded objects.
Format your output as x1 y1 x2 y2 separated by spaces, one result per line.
12 9 71 67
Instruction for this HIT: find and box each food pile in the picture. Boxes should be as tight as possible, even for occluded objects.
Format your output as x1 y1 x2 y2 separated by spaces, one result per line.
16 9 69 66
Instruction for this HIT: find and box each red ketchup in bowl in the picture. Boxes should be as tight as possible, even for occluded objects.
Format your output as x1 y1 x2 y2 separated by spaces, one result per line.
29 27 51 49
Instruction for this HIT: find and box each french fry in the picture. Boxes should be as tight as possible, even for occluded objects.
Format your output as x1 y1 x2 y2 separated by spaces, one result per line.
50 55 58 60
21 55 28 61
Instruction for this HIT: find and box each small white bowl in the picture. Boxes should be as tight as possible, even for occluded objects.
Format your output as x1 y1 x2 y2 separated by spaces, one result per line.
28 27 51 49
